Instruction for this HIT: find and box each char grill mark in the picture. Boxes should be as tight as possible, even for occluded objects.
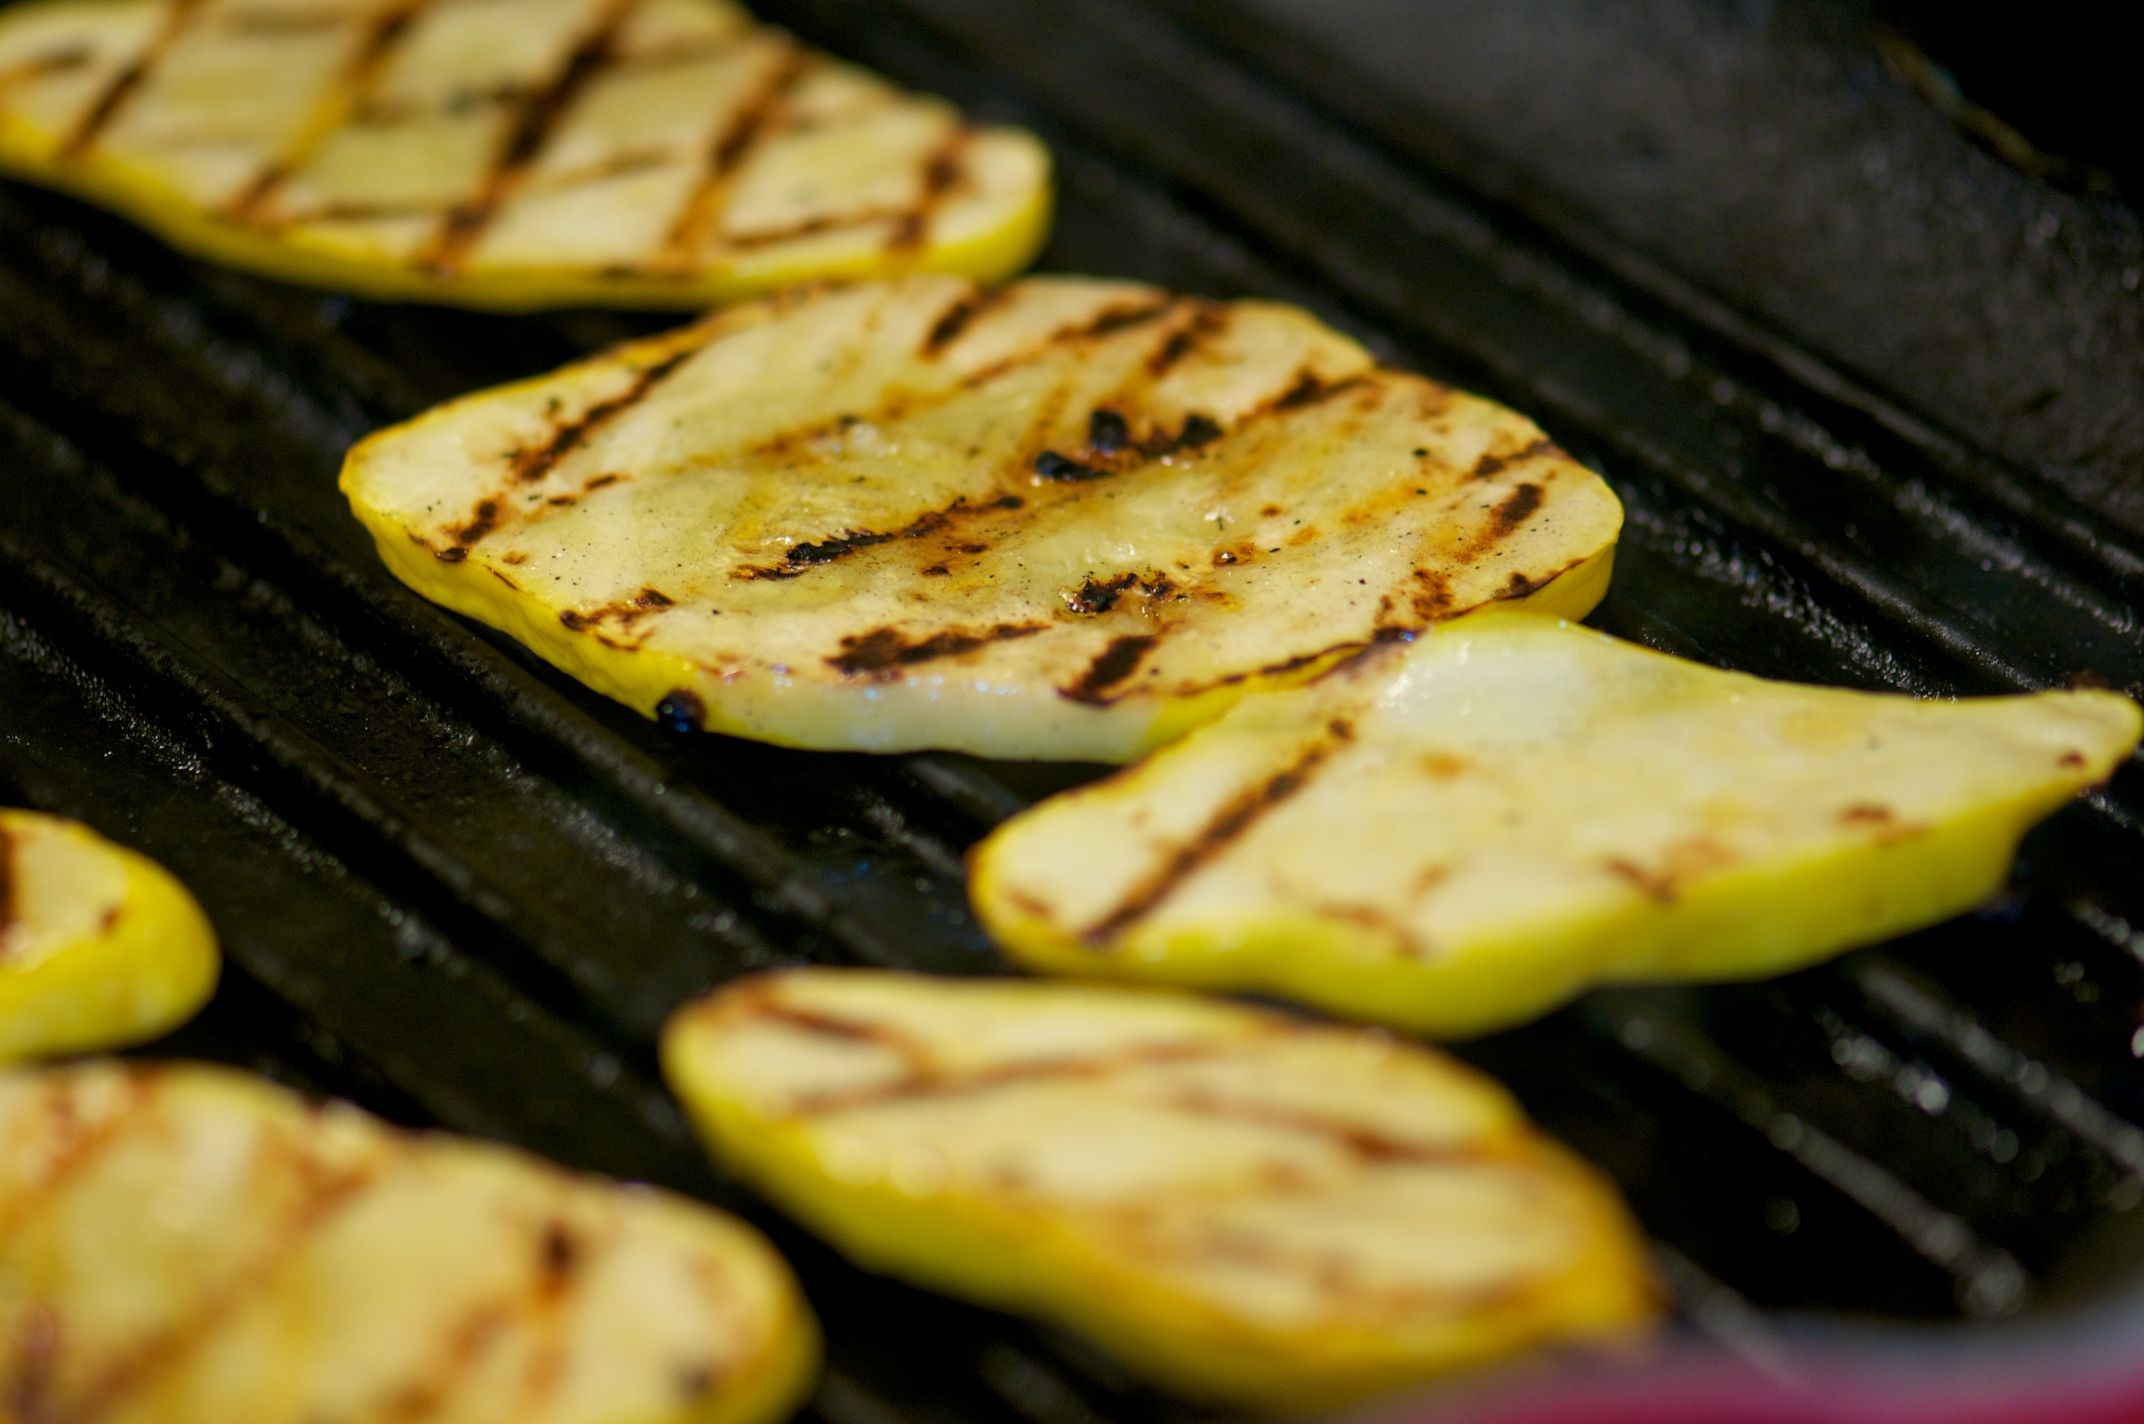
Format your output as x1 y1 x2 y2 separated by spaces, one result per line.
59 0 209 158
759 1007 1258 1115
1143 302 1226 378
919 283 1009 356
443 497 500 551
0 45 94 99
1087 407 1130 453
1489 482 1544 536
557 586 674 636
225 0 430 224
1060 633 1157 704
1062 570 1170 615
732 493 1025 581
510 347 692 485
1136 412 1222 458
1270 371 1370 413
762 1004 1477 1166
955 297 1178 389
1151 1092 1481 1166
66 1158 380 1419
661 42 814 264
1453 481 1546 562
1469 436 1556 482
886 126 973 252
1033 449 1105 482
827 621 1045 680
0 1077 155 1240
1083 728 1354 943
422 0 643 274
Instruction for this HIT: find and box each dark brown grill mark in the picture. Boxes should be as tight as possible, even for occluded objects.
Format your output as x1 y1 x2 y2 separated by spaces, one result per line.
1033 449 1106 482
4 1304 62 1423
1158 1092 1477 1165
1603 857 1677 904
1271 371 1370 412
780 1033 1263 1117
60 0 208 158
828 621 1044 680
1453 479 1548 563
661 43 813 263
886 126 972 251
920 284 1007 356
1062 571 1156 616
423 0 643 274
1087 407 1130 453
1060 634 1157 705
1144 303 1226 378
511 348 691 484
1469 436 1555 482
68 1160 381 1419
0 44 94 100
445 498 500 549
1137 413 1223 458
732 494 1024 581
558 586 672 634
1084 732 1351 943
225 0 428 223
538 1221 581 1283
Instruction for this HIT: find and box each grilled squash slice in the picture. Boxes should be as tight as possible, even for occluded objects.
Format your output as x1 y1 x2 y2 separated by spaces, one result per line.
0 1060 818 1424
0 0 1049 308
341 275 1623 760
0 809 217 1061
972 614 2144 1036
661 968 1659 1411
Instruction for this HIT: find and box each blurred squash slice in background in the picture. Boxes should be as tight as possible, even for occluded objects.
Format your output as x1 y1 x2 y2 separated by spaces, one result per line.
0 808 217 1060
970 614 2144 1036
0 0 1050 307
662 968 1660 1413
0 1060 819 1424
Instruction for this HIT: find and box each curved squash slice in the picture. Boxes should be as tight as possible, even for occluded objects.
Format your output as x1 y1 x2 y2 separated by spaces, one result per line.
661 968 1659 1412
0 0 1049 308
341 275 1623 760
0 1060 818 1424
971 614 2144 1036
0 809 217 1061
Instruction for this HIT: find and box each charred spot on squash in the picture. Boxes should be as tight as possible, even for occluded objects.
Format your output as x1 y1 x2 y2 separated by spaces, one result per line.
828 622 1044 679
655 689 706 734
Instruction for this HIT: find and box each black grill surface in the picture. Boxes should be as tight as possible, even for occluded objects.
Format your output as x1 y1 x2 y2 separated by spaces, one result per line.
4 1 2143 1420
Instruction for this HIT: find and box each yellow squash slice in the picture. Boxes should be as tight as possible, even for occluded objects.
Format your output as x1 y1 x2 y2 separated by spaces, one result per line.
340 275 1623 760
0 809 218 1061
971 614 2144 1036
661 968 1659 1412
0 0 1049 308
0 1060 818 1424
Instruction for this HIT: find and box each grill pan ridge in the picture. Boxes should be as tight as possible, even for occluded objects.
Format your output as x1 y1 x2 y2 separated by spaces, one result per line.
3 0 2144 1420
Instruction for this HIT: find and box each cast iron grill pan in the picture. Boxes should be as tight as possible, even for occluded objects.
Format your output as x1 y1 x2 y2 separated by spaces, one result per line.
3 1 2143 1419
